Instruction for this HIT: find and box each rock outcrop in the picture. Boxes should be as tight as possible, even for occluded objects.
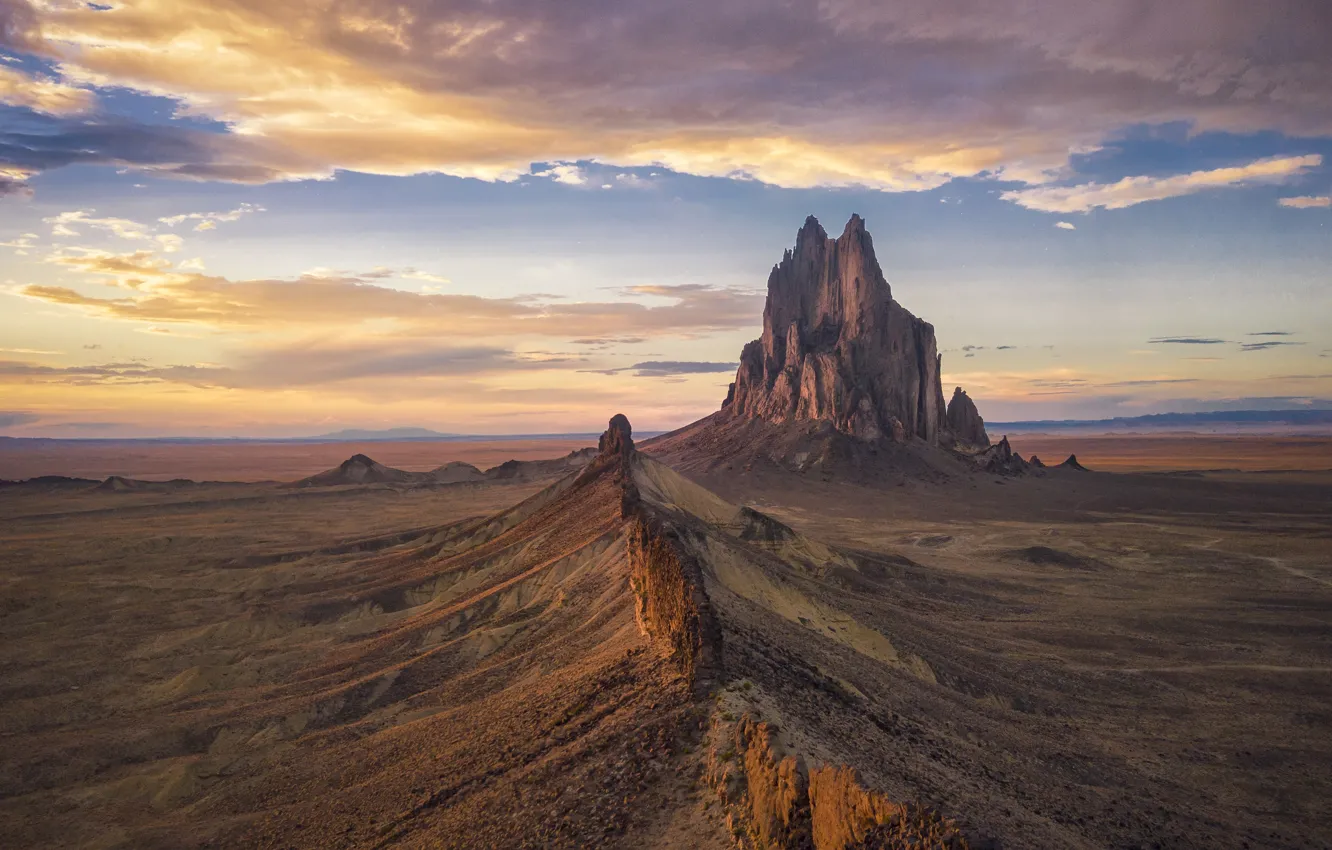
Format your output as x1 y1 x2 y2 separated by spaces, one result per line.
291 453 420 487
974 435 1029 476
724 215 948 444
1059 454 1088 471
946 387 989 448
706 715 984 849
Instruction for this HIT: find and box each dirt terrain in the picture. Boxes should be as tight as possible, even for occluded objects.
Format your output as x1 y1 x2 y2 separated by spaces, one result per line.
1 430 1330 849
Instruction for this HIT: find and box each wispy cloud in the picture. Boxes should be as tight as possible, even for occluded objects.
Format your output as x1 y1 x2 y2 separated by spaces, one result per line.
1148 336 1228 345
12 254 764 339
1240 341 1307 352
1003 155 1323 213
44 210 153 240
1054 221 1076 230
1278 196 1331 209
1248 330 1294 336
159 203 265 231
0 66 92 116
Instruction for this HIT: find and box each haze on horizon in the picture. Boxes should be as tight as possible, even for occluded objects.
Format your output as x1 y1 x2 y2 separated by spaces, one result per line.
1 0 1330 438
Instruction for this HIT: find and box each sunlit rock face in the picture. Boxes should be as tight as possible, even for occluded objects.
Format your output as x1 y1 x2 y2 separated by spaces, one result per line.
725 214 948 443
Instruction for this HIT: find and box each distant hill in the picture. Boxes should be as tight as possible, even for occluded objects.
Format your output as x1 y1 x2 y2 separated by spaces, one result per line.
991 409 1332 433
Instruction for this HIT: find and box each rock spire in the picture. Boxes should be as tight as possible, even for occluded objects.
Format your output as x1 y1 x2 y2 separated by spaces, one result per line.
946 387 990 447
723 215 949 443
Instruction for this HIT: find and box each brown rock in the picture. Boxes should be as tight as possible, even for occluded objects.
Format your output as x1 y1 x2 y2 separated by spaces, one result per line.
598 412 634 459
946 387 989 448
727 215 948 443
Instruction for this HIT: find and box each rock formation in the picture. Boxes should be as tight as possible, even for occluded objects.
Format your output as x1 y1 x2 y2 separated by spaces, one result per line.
1029 455 1046 468
1060 454 1089 471
724 215 949 443
946 387 989 447
974 435 1029 476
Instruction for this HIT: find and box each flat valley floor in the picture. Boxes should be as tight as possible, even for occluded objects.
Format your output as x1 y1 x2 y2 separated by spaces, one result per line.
1 438 1330 848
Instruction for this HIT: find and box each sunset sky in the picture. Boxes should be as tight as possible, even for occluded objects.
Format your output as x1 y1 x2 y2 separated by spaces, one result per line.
2 0 1330 437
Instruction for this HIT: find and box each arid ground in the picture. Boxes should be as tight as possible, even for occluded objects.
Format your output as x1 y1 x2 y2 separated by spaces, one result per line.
1 436 1330 848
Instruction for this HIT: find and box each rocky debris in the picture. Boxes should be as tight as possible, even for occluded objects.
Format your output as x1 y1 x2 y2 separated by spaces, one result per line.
972 436 1029 476
706 714 980 849
1059 454 1089 471
725 215 948 444
1029 455 1045 468
946 388 989 448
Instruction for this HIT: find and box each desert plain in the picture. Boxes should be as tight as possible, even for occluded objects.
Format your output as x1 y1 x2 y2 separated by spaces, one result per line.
1 430 1329 849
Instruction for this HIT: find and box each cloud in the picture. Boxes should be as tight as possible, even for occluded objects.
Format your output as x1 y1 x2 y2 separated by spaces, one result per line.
1003 155 1323 213
0 66 92 115
0 340 575 390
0 411 40 428
995 345 1016 350
532 163 587 186
1279 195 1331 209
1148 336 1228 345
629 361 737 377
0 111 321 194
1240 341 1307 351
5 0 1332 194
158 203 265 230
44 209 153 240
1249 330 1293 336
1098 378 1199 387
1054 221 1076 230
155 233 183 253
12 255 764 338
0 232 38 254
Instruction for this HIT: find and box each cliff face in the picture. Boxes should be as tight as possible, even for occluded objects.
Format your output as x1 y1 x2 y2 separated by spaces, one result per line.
725 215 948 444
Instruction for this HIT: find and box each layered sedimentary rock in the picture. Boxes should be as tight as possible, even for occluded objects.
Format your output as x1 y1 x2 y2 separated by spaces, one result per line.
724 215 949 443
946 387 990 447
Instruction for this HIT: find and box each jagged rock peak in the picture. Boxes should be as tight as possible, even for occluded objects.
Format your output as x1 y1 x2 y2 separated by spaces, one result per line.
726 214 948 443
598 413 634 459
1060 453 1088 471
946 387 989 447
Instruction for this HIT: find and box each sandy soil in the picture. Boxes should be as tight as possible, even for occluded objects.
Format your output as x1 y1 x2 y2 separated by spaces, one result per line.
0 438 596 482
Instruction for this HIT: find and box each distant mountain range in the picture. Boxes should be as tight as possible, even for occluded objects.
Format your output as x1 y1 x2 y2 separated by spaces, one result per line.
990 409 1332 432
313 427 462 440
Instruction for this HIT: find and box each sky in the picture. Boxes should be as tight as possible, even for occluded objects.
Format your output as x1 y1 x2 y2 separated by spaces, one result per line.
1 0 1330 437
